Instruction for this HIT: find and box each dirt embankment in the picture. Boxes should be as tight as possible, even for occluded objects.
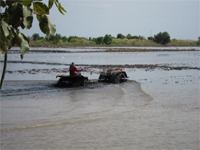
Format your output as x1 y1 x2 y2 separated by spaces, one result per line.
106 48 199 52
7 46 200 54
5 62 200 75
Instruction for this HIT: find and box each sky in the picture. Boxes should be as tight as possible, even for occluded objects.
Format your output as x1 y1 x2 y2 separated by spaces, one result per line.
22 0 199 40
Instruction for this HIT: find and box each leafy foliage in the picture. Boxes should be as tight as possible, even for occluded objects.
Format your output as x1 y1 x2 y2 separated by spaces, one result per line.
47 33 62 44
68 36 79 42
154 32 171 45
94 37 104 45
0 0 66 89
117 33 125 39
126 34 132 39
62 36 68 42
93 34 113 45
31 33 42 40
103 34 113 45
148 36 154 41
126 34 145 40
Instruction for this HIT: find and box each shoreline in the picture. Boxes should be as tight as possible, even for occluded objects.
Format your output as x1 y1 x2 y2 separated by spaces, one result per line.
8 46 200 54
28 45 200 48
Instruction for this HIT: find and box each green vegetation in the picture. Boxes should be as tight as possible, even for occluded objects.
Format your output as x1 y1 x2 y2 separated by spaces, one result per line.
197 36 200 45
29 33 199 47
117 33 125 39
93 37 104 45
112 38 161 46
0 0 66 89
169 39 199 46
127 34 145 40
147 36 154 41
154 32 171 45
103 34 113 45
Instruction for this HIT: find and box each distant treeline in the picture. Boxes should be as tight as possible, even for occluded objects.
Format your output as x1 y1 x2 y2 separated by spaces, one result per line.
29 32 200 46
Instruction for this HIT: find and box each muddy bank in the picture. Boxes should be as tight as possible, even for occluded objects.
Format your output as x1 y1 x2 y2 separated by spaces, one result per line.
7 48 199 54
4 62 200 75
106 48 199 52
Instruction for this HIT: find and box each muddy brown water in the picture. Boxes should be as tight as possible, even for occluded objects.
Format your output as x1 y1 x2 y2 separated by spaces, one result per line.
0 50 199 149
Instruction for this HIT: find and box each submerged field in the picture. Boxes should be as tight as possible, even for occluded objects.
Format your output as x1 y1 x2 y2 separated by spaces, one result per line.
0 49 199 149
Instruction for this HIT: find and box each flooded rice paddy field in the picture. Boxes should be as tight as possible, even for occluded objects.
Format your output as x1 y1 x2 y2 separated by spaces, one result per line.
0 49 200 149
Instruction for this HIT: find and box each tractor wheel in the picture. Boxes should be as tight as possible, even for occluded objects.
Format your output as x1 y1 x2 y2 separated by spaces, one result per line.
73 80 81 87
113 73 126 83
98 74 107 82
56 78 66 87
81 78 88 86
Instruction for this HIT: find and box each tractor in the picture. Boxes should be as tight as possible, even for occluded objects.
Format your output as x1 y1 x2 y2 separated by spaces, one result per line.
98 68 128 83
56 75 88 87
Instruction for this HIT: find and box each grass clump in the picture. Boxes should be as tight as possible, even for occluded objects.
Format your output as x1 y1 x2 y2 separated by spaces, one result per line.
168 39 198 46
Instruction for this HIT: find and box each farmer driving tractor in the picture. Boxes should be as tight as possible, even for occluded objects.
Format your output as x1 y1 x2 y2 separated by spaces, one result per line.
69 62 83 76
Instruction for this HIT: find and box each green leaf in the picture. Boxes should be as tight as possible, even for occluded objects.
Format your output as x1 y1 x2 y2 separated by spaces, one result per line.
21 32 30 43
3 8 10 23
0 27 8 47
39 15 50 36
7 2 23 28
22 0 32 6
8 31 15 49
18 33 29 59
49 0 54 9
23 6 33 29
0 21 14 49
54 0 67 15
1 20 10 38
36 14 41 21
33 2 49 15
15 36 21 47
60 5 67 13
9 28 18 48
47 16 56 36
0 40 8 53
38 15 56 37
14 29 22 47
0 51 3 58
9 28 15 40
0 53 7 90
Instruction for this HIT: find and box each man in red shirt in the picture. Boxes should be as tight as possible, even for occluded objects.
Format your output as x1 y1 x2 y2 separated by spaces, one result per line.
69 62 83 76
